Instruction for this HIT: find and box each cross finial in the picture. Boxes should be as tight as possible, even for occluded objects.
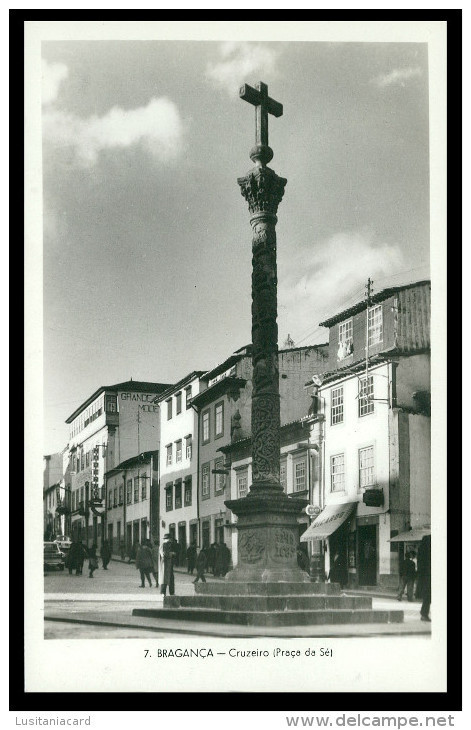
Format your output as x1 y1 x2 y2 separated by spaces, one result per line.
240 81 283 166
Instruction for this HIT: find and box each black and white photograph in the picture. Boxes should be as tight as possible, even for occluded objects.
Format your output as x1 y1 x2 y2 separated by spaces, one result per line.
23 19 450 701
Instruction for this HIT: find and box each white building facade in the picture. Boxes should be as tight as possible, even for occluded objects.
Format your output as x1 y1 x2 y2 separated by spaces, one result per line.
158 372 205 563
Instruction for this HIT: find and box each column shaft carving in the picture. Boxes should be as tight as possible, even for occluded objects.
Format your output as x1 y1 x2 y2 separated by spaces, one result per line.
237 166 287 492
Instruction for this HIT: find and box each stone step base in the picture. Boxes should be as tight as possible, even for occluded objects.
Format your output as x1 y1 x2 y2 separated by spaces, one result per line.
194 582 341 596
164 595 372 611
132 607 404 627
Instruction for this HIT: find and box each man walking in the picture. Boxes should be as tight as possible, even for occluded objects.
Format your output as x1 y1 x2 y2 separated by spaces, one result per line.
159 533 177 596
136 539 154 587
397 550 416 602
186 541 197 575
101 540 112 570
417 535 431 621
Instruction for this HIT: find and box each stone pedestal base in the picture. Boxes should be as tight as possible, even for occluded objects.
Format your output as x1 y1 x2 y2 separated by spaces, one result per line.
132 581 404 627
224 491 309 583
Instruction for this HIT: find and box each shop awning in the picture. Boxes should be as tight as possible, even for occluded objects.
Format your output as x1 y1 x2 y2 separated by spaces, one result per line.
389 527 431 543
300 502 357 542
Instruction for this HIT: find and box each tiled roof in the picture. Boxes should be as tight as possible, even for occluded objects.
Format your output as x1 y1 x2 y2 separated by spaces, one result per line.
154 371 207 403
105 450 159 474
319 279 430 328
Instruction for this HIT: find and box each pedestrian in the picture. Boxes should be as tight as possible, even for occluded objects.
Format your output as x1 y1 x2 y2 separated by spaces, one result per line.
213 543 223 577
88 543 98 578
297 544 310 574
127 542 135 563
329 551 347 589
67 538 79 575
186 542 197 574
136 539 154 587
150 538 160 587
397 550 416 602
159 533 177 596
220 542 231 577
120 541 126 561
207 543 216 575
193 547 207 584
101 540 112 570
75 540 88 575
417 535 431 621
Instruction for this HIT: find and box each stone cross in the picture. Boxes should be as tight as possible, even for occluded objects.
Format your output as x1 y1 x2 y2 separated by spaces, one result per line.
240 82 283 148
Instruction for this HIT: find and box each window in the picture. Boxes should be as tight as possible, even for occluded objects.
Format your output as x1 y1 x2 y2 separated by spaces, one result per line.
185 386 192 409
214 459 225 492
294 459 307 492
126 479 132 504
202 463 210 498
359 446 375 488
215 402 224 438
186 436 192 460
176 392 182 414
118 485 123 504
141 478 147 500
175 482 182 509
166 444 172 466
175 440 182 463
237 472 248 498
106 396 117 413
202 410 210 443
166 398 173 420
108 490 113 508
165 484 173 511
331 453 345 492
184 478 192 506
368 305 383 346
359 375 374 416
113 488 117 507
85 451 90 467
331 386 344 425
338 319 353 360
280 461 287 492
133 478 139 502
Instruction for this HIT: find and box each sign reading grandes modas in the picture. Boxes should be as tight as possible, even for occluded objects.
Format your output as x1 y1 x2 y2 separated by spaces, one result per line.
120 392 159 412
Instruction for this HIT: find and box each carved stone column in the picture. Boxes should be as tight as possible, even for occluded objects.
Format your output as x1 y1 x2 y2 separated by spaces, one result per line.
224 151 309 583
240 166 286 494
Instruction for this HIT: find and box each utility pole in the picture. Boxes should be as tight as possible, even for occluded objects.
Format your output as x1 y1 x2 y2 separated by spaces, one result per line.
365 277 373 386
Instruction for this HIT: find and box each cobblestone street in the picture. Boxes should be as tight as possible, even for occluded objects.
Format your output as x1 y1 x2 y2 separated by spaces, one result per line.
44 558 224 596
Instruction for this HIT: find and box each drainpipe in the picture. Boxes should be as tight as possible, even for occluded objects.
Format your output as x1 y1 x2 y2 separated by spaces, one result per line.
123 472 127 556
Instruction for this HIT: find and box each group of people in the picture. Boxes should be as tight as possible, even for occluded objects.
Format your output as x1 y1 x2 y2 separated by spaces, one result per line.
66 534 237 598
186 541 231 579
66 539 112 578
397 535 431 622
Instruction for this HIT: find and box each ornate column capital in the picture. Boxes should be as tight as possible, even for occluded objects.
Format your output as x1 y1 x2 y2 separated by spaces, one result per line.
237 166 287 217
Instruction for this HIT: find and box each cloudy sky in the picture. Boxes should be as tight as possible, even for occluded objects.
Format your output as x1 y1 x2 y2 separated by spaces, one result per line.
42 38 430 453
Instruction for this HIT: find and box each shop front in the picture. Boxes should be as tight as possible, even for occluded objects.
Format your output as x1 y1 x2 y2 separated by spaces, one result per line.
301 502 357 586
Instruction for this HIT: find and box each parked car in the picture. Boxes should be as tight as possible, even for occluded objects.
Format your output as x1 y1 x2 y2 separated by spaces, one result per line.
44 542 65 571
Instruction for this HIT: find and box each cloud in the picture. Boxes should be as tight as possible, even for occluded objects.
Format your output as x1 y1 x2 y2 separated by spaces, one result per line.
42 59 68 105
206 42 279 96
278 230 406 344
372 66 423 88
43 97 184 166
